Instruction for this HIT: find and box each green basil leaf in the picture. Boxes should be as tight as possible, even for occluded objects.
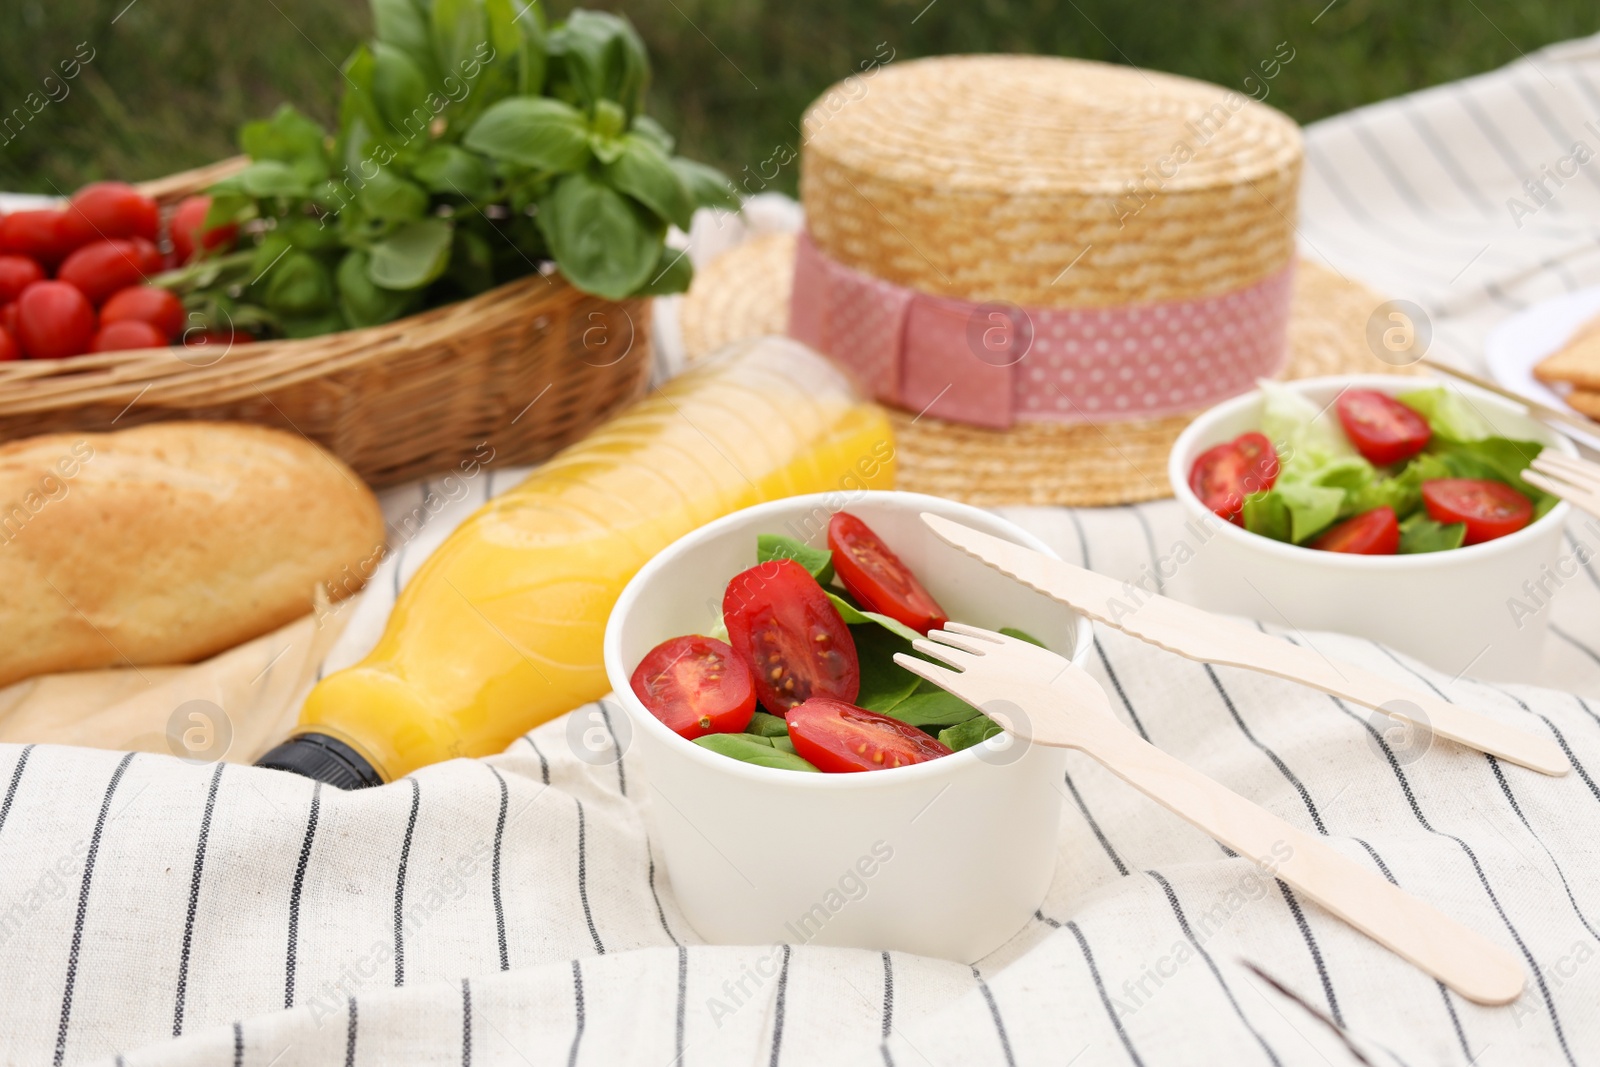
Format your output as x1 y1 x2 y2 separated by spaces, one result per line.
757 534 833 585
372 42 433 137
371 0 439 82
735 733 774 747
337 249 418 327
240 104 328 185
826 592 922 644
510 0 549 95
694 733 819 772
262 251 335 316
670 157 739 211
998 627 1045 648
745 711 790 738
413 144 495 199
357 169 429 223
631 114 675 155
430 0 487 86
279 309 349 339
367 217 455 290
537 171 662 299
548 10 649 115
233 160 311 198
635 244 693 297
279 216 346 252
464 97 591 172
939 715 1004 753
338 48 389 155
1398 512 1467 554
770 736 799 756
200 194 254 234
604 132 693 229
446 226 496 296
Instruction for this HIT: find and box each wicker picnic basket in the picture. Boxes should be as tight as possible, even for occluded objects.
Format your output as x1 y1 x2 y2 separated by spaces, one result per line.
0 159 653 487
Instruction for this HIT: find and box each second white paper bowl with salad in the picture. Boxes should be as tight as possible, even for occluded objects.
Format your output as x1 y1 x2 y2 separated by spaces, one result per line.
1167 374 1576 682
604 491 1089 963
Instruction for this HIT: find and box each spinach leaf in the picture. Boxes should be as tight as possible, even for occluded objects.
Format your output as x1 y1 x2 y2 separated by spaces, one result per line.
851 624 920 714
825 592 921 643
757 534 833 584
939 715 1004 752
883 685 982 728
745 711 789 738
694 733 818 772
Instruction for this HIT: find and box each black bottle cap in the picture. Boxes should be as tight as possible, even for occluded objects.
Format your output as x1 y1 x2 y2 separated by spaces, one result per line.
255 733 384 790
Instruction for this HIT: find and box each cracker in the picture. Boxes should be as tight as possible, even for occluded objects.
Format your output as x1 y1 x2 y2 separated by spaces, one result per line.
1533 312 1600 388
1561 388 1600 421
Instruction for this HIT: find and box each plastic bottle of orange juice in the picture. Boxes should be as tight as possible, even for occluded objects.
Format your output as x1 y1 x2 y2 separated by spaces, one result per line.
259 336 895 786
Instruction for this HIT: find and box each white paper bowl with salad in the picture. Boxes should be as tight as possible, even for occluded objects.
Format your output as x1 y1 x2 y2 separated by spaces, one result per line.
603 491 1089 963
1167 374 1576 682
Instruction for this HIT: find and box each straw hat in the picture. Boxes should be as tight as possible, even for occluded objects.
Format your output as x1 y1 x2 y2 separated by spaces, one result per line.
680 56 1415 507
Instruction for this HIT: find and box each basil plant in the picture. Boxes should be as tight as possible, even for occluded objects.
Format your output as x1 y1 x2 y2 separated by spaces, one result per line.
163 0 736 339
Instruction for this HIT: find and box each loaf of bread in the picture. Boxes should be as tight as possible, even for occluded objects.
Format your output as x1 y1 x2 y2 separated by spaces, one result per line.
0 422 385 687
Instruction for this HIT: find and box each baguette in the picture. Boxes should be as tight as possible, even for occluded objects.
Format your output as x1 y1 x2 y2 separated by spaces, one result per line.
0 422 385 687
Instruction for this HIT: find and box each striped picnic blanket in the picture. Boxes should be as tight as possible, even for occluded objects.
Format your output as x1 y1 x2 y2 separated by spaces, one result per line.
7 31 1600 1067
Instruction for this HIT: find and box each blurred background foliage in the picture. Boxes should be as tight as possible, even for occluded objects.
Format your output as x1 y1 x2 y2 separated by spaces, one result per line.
1 0 1595 195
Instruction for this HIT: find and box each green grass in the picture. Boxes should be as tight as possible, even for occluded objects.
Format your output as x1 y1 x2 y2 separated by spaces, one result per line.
1 0 1594 196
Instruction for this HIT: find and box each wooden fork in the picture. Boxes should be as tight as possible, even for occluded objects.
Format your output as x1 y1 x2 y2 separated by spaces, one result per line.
1526 450 1600 520
894 623 1526 1006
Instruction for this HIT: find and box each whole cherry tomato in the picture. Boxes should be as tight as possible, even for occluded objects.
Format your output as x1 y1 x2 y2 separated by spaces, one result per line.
169 196 238 263
0 209 79 268
0 302 18 337
90 319 169 353
57 238 161 305
15 281 97 360
0 327 18 362
0 255 45 304
101 285 185 340
61 182 161 245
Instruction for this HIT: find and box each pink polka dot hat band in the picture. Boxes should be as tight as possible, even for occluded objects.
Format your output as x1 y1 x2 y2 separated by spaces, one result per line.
787 230 1294 430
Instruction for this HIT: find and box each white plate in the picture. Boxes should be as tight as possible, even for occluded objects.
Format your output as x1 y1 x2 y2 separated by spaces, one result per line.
1484 285 1600 450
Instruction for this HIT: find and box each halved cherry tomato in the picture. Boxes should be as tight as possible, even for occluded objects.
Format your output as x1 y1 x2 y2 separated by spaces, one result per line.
58 238 161 305
1189 431 1280 523
91 320 169 353
170 196 238 263
0 255 45 304
15 281 96 360
101 286 184 340
0 327 18 362
827 511 948 634
1422 479 1532 545
1336 390 1431 466
787 697 953 772
0 209 79 267
1309 506 1400 554
723 558 859 712
61 182 160 245
630 634 756 739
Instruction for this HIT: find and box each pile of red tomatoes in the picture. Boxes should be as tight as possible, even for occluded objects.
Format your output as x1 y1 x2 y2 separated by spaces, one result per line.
0 182 238 361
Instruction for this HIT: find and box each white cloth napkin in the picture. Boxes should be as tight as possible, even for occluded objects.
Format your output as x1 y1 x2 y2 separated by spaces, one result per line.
7 33 1600 1067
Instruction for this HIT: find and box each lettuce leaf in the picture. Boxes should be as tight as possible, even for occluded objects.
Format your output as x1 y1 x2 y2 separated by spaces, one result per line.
1242 482 1345 544
1395 387 1495 443
1398 512 1466 554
